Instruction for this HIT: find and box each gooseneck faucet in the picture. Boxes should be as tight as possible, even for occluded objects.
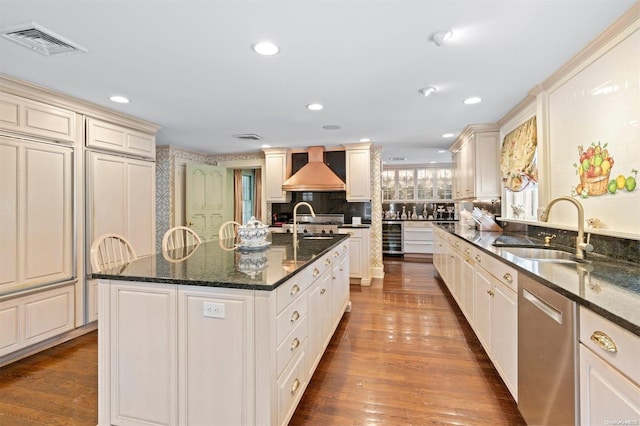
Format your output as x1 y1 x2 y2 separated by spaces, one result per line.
293 202 316 236
539 196 593 259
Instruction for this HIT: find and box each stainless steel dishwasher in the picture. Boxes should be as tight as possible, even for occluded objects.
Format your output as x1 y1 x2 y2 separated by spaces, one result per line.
518 274 578 426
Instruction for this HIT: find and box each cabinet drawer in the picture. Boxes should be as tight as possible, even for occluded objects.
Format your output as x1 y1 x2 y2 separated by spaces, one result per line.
276 275 309 314
277 342 308 426
309 254 334 283
329 243 348 262
403 241 434 254
276 316 308 378
276 294 307 344
473 250 518 292
404 228 434 242
580 307 639 383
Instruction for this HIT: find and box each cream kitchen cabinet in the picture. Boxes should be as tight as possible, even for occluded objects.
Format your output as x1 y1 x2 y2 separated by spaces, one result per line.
86 151 155 321
86 117 156 159
338 227 371 285
450 124 500 200
263 148 291 203
579 307 640 425
344 143 371 201
98 241 350 426
403 221 434 256
0 136 74 294
0 91 77 143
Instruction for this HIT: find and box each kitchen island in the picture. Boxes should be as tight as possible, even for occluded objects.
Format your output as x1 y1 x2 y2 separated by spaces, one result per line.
94 233 350 426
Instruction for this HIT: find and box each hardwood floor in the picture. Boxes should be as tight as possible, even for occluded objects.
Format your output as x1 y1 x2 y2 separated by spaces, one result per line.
0 260 525 425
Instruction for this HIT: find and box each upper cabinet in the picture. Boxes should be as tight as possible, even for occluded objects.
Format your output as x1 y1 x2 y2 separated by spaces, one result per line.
0 92 77 143
86 117 156 159
263 148 291 203
381 166 452 202
450 124 500 200
344 143 371 202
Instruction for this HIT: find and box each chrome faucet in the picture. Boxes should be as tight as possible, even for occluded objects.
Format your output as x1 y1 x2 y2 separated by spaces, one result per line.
293 201 316 237
539 196 593 259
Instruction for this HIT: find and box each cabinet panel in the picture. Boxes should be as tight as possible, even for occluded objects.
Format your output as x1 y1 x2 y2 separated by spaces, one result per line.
127 161 156 258
345 148 371 201
0 304 20 354
110 283 177 426
264 152 291 202
0 142 18 286
24 286 74 343
580 345 640 426
87 118 155 159
0 92 76 142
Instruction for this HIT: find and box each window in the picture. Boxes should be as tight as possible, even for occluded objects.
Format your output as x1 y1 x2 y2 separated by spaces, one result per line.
242 171 254 224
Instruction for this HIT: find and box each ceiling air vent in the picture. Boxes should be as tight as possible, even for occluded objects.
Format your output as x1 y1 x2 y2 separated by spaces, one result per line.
0 22 88 56
232 134 263 141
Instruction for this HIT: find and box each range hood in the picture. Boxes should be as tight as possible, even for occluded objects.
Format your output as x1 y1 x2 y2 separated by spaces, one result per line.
282 146 346 191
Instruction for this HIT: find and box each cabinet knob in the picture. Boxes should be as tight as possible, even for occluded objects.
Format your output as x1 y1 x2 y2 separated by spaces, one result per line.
290 284 300 295
590 331 617 353
503 273 513 283
334 251 340 257
291 378 301 394
290 310 300 322
465 248 470 255
324 258 331 266
290 337 300 351
486 290 494 296
313 268 320 277
475 255 481 263
320 288 326 295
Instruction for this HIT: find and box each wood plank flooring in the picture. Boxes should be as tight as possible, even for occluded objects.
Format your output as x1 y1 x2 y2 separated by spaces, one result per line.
0 259 525 425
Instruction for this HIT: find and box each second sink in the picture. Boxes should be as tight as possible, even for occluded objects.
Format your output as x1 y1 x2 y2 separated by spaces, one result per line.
500 247 591 264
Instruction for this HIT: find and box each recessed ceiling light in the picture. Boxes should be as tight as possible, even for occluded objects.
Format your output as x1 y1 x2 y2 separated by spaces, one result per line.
388 156 406 161
109 95 129 104
442 133 454 138
430 161 437 164
463 97 482 105
418 86 436 97
261 144 271 149
438 150 447 153
252 41 279 56
307 103 323 111
322 125 341 130
360 138 371 142
428 30 452 47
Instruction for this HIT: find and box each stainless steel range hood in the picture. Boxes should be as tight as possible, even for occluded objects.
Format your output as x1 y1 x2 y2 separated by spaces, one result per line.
282 146 345 191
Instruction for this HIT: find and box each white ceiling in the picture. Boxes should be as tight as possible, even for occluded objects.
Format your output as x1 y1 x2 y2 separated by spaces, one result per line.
0 0 635 164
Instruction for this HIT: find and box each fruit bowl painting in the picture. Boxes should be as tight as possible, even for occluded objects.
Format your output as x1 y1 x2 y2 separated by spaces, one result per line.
572 142 637 198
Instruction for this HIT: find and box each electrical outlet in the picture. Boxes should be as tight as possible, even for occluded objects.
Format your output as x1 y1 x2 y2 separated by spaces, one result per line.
203 302 225 319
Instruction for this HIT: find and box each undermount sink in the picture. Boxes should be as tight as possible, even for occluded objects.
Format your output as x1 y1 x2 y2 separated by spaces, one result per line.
302 236 334 240
500 247 591 264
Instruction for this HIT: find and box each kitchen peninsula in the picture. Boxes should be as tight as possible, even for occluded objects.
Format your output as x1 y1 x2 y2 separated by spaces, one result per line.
93 233 350 426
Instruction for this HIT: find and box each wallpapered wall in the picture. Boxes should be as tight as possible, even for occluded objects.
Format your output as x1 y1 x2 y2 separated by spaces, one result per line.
547 26 639 236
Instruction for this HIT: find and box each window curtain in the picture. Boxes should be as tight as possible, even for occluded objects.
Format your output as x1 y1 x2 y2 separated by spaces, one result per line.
500 116 538 192
253 169 262 221
234 169 243 223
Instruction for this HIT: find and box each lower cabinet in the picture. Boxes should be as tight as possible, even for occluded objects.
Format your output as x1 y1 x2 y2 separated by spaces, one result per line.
98 242 350 426
338 227 371 285
434 229 518 400
579 307 640 425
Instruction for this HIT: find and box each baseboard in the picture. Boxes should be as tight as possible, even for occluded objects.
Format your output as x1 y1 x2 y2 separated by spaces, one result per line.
0 322 98 368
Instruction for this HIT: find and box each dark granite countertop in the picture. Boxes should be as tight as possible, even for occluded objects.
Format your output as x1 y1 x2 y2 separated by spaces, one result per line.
92 233 349 291
435 225 640 337
338 224 371 228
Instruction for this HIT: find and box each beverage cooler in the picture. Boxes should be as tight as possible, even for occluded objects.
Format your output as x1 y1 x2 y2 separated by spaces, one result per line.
382 221 403 254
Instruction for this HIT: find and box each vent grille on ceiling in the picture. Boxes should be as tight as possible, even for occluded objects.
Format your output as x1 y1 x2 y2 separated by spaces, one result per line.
232 134 263 141
0 22 88 56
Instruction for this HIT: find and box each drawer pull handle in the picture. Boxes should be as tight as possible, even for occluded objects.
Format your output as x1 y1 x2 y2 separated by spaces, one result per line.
503 273 513 283
475 255 481 263
290 284 300 295
465 248 470 254
334 251 340 257
290 337 300 351
291 378 301 394
313 268 320 277
342 245 348 250
325 258 331 266
591 331 617 353
486 290 494 296
320 288 326 295
290 310 300 322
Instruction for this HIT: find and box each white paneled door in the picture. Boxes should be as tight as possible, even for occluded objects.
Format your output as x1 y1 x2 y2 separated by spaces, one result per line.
186 164 226 241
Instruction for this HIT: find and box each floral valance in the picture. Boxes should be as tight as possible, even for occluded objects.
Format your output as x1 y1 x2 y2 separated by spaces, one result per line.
500 116 538 192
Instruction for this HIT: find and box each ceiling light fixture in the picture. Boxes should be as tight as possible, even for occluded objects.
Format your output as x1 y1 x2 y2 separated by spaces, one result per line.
418 86 436 97
463 97 482 105
261 144 271 149
360 138 371 142
442 133 454 138
252 41 279 56
307 103 323 111
322 125 340 130
109 95 129 104
438 150 447 153
428 30 452 47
